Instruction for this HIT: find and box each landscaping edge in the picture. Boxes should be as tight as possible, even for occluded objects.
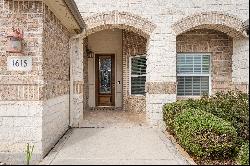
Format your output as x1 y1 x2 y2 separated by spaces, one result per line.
163 130 197 165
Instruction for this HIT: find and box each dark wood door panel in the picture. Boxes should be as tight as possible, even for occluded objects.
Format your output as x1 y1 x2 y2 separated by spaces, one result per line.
95 54 115 107
99 95 112 106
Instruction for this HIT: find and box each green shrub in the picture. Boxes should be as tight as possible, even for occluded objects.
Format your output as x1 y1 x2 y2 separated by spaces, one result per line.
202 91 249 141
174 109 237 159
163 91 249 141
163 99 198 131
237 142 249 165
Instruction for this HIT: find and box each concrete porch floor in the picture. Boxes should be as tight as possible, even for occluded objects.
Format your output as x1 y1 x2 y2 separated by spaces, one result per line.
80 110 147 128
40 111 189 165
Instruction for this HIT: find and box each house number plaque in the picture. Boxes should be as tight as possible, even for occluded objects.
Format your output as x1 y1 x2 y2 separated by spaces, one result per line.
7 56 32 71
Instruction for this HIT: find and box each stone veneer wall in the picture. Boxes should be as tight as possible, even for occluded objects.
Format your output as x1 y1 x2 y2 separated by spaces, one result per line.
122 30 147 113
82 38 89 113
0 0 44 164
75 0 249 127
232 38 249 93
41 4 70 156
0 0 72 164
177 29 234 96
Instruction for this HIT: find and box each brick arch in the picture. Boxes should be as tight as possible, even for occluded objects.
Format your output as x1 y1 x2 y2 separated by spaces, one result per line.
172 12 247 38
82 10 156 38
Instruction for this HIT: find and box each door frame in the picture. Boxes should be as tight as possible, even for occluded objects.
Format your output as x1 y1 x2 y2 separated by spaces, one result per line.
95 54 116 107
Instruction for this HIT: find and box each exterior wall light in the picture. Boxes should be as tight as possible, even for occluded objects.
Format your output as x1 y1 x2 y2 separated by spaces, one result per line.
243 19 249 36
86 48 94 58
6 27 24 54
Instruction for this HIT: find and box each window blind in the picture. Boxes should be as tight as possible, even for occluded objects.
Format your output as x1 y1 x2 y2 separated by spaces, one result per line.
177 54 210 74
130 56 147 95
177 54 210 96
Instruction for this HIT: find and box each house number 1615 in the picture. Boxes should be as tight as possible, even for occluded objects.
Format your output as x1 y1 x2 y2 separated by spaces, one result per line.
7 56 32 71
12 59 28 67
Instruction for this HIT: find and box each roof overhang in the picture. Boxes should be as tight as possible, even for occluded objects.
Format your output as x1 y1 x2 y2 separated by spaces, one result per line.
44 0 85 34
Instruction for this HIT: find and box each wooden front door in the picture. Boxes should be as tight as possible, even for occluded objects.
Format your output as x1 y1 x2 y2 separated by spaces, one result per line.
95 54 115 106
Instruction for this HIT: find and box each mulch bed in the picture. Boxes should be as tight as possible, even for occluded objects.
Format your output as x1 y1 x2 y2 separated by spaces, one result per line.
192 156 237 165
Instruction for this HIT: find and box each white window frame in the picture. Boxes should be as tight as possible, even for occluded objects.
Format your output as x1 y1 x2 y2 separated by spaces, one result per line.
129 55 147 96
177 53 212 97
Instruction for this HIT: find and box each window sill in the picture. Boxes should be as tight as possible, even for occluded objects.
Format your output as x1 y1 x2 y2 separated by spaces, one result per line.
177 96 203 101
129 95 146 97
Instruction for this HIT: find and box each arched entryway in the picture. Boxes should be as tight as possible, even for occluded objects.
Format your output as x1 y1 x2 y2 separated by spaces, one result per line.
172 12 249 100
69 11 156 127
172 12 247 39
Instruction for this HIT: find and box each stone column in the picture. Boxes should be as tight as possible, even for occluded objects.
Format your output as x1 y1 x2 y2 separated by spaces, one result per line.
232 38 249 93
146 32 177 128
69 37 86 127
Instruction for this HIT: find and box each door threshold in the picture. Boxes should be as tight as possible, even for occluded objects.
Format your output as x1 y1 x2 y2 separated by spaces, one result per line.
90 107 123 111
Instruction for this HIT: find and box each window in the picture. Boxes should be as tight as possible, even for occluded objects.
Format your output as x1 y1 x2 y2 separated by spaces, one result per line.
177 53 211 96
130 55 147 95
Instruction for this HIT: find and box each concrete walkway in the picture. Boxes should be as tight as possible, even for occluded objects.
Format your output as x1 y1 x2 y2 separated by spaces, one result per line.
40 111 189 165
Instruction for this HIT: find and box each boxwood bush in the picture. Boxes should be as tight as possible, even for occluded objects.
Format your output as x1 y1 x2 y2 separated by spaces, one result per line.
163 99 198 132
237 142 249 165
163 91 249 141
201 91 249 141
173 109 237 159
